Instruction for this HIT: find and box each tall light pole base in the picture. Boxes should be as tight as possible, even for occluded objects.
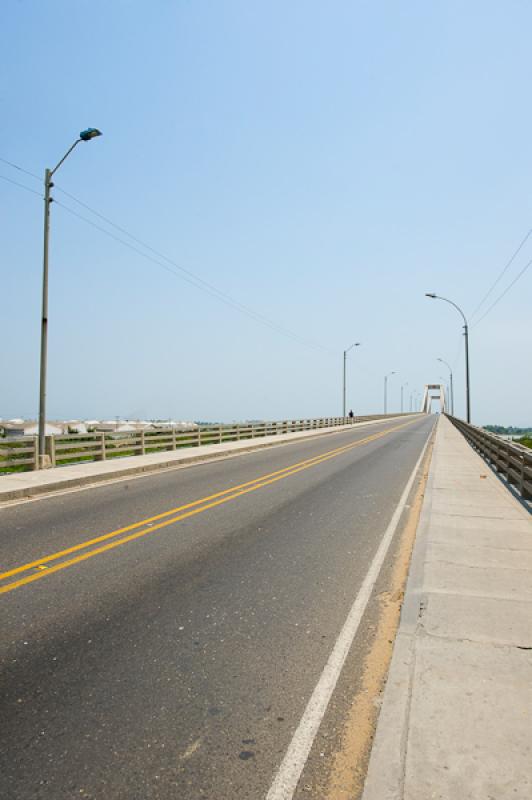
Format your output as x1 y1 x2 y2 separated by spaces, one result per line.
38 454 52 470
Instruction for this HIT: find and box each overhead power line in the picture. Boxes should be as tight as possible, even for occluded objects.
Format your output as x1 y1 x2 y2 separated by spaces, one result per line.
53 186 332 353
473 256 532 328
54 199 331 352
470 227 532 321
0 156 40 181
1 155 333 354
0 173 42 197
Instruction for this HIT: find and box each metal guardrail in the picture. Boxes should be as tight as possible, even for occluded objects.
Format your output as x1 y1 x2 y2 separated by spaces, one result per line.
0 413 414 474
447 415 532 500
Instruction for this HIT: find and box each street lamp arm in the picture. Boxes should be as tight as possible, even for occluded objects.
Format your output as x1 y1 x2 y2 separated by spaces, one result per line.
50 129 102 177
432 295 468 327
50 139 82 177
345 342 361 354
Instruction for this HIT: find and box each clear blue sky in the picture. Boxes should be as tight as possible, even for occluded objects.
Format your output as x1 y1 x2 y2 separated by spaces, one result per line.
1 1 531 425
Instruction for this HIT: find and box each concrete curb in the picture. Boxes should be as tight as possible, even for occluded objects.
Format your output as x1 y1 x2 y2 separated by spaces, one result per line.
0 417 410 504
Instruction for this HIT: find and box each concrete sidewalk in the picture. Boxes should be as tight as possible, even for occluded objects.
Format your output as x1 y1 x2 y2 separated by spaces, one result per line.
363 415 532 800
0 417 404 504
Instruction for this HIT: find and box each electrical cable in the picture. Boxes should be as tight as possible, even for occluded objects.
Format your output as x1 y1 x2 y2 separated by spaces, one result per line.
53 200 332 353
0 173 42 197
1 156 333 354
472 256 532 328
470 227 532 321
0 156 40 182
53 187 332 352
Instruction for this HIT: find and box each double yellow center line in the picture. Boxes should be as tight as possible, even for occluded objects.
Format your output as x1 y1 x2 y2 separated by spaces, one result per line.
0 418 420 596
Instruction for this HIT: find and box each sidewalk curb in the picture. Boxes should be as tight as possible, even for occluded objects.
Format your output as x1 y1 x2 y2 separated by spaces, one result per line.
361 418 437 800
0 418 408 504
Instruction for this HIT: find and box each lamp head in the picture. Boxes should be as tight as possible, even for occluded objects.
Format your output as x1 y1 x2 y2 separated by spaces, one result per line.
79 128 102 142
425 292 437 299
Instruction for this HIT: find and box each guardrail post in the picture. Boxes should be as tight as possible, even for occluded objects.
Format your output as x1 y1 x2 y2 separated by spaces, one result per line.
33 436 39 470
100 433 106 461
171 429 177 450
45 435 56 467
502 442 509 482
139 430 146 456
522 455 532 500
219 425 223 444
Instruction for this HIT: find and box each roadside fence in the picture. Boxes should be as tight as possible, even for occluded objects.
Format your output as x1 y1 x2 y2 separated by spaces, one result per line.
0 414 413 474
447 415 532 500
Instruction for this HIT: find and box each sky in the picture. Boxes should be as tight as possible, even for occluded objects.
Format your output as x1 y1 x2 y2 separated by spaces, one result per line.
1 0 531 426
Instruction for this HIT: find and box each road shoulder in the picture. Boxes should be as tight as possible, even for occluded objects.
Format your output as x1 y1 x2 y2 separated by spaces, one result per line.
323 425 434 800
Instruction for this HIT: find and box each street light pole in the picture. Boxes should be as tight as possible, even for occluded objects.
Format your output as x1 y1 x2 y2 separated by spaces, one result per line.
384 371 396 414
38 128 102 467
438 376 450 413
401 381 408 413
342 342 360 417
437 358 454 415
38 168 52 468
426 294 470 422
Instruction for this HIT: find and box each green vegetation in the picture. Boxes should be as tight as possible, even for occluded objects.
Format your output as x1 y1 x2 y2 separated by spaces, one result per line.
484 425 532 436
517 436 532 449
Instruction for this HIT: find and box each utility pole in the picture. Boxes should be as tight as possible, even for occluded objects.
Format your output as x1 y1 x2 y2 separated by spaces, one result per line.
401 382 408 413
384 371 396 414
38 168 52 466
437 358 454 415
342 342 360 417
38 128 102 467
426 294 470 422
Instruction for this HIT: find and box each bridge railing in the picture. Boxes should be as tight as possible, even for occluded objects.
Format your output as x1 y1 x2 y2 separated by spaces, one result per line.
0 413 415 473
446 415 532 500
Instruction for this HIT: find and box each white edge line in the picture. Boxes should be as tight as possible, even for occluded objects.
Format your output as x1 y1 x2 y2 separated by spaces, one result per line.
265 422 434 800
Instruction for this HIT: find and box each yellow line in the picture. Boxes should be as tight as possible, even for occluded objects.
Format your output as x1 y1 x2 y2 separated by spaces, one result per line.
0 418 421 595
1 423 407 581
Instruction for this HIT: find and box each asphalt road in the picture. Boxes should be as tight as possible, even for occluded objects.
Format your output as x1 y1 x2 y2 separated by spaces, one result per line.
0 415 434 799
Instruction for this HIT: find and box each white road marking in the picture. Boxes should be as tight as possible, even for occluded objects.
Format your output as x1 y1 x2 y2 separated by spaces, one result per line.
265 425 434 799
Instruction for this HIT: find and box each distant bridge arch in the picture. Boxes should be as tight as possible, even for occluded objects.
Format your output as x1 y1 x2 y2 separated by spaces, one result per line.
421 384 446 414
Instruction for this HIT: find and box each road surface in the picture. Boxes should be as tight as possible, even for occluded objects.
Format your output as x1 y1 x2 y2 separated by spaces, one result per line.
0 415 434 799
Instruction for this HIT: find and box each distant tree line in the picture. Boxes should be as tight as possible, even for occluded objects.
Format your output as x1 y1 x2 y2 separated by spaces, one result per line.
484 425 532 436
